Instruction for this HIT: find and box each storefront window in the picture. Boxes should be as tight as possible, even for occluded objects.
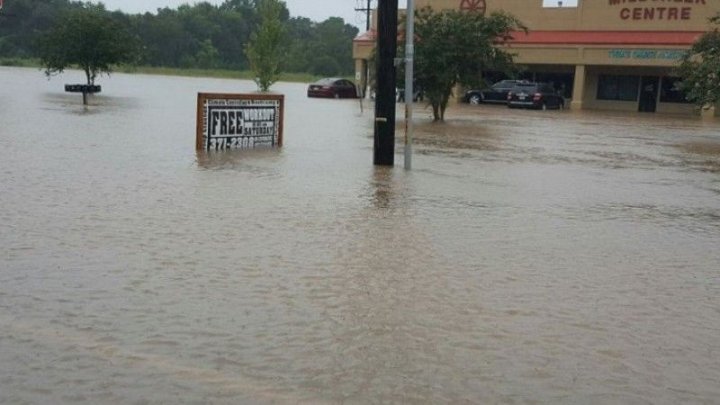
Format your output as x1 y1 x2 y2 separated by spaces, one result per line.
597 75 639 101
660 76 690 103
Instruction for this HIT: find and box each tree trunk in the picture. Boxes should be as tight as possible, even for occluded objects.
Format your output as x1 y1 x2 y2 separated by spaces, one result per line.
432 103 441 121
439 102 445 121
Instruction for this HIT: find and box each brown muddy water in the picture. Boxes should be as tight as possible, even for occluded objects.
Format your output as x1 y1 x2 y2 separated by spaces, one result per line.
1 66 720 404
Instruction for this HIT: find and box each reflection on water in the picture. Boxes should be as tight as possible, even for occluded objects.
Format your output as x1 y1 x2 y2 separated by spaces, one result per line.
196 148 285 173
1 67 720 404
677 142 720 173
680 141 720 156
368 166 398 208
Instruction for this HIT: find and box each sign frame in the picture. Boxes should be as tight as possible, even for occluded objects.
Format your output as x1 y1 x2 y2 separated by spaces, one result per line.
196 92 285 151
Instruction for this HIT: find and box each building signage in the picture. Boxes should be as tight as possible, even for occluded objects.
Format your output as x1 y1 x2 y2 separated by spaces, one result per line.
609 0 706 21
608 48 687 60
196 93 284 151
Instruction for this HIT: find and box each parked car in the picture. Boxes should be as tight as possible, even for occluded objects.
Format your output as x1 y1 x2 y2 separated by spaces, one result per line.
396 85 424 102
507 82 565 110
307 78 358 99
464 79 530 104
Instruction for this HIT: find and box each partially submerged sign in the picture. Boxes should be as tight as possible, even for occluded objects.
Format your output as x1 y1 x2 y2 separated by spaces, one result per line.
65 84 102 105
196 93 284 151
65 84 102 93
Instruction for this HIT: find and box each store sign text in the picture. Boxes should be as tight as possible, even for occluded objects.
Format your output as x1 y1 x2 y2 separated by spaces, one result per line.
608 49 687 60
609 0 706 21
196 93 284 151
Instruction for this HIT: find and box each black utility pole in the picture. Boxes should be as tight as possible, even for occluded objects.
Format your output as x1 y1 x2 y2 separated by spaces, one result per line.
373 0 398 166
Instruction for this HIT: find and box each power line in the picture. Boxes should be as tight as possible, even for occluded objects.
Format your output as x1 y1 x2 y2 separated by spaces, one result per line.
355 0 373 31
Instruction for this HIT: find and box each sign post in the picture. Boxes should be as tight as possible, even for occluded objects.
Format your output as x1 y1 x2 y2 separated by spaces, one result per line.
65 84 101 105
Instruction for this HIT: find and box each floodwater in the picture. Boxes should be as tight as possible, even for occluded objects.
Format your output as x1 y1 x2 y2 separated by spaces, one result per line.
1 66 719 404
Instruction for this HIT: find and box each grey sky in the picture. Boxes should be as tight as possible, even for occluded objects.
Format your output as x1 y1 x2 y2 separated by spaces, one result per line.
95 0 404 30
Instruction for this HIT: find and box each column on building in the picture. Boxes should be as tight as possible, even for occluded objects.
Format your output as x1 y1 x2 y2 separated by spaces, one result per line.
571 65 586 111
355 58 370 98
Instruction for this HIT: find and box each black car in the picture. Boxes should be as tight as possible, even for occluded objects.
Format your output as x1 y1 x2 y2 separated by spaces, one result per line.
464 80 530 104
507 82 565 110
396 86 424 102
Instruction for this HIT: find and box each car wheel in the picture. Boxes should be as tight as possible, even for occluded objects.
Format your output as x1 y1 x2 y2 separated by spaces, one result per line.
469 94 482 105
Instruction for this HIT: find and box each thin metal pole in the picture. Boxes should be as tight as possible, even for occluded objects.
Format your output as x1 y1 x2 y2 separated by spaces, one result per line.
365 0 371 99
404 0 415 170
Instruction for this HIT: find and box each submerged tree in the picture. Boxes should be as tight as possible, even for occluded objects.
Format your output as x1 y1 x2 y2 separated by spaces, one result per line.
677 13 720 109
37 5 138 85
245 0 286 92
403 7 525 121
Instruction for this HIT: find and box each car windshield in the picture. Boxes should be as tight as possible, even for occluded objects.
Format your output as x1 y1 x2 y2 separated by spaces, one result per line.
315 78 337 85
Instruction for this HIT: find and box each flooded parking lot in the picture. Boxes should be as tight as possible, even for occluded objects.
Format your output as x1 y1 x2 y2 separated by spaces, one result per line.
1 66 719 404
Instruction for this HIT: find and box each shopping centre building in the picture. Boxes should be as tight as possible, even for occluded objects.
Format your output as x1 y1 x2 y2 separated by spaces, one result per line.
352 0 718 115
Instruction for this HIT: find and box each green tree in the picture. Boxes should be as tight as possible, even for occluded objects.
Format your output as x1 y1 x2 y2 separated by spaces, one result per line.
403 7 524 121
310 55 340 77
284 17 316 72
37 5 138 85
196 39 220 68
0 0 83 59
0 0 355 76
311 17 359 75
131 8 197 68
245 0 286 92
210 9 254 69
677 14 720 108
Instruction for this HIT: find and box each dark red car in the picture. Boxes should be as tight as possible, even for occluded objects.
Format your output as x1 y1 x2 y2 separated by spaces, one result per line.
307 78 358 99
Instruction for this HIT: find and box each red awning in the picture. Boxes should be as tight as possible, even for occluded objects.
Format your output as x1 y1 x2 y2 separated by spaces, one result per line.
355 29 376 43
509 31 703 46
354 30 704 46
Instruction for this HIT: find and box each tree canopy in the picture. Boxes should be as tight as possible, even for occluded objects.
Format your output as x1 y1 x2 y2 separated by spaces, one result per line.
245 0 286 91
37 5 138 85
401 7 525 121
677 14 720 108
0 0 359 77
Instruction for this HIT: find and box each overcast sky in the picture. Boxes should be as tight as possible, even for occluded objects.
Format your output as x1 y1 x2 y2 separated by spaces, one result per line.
95 0 406 30
95 0 574 29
